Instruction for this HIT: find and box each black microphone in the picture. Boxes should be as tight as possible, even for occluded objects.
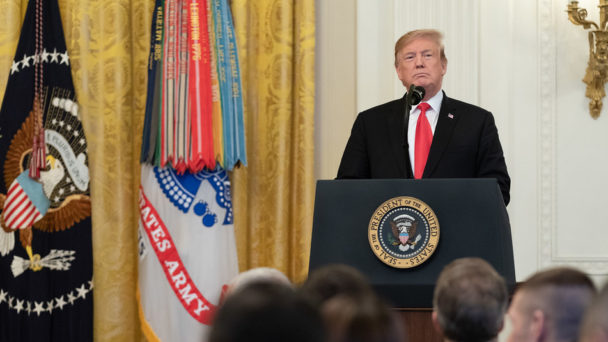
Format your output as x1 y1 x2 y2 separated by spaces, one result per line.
407 85 425 106
402 85 425 149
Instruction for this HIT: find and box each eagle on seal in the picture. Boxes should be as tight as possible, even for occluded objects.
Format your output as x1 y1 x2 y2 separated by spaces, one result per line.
390 214 418 246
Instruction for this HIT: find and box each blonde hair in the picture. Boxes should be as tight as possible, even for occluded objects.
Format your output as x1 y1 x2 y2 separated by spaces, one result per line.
394 29 447 67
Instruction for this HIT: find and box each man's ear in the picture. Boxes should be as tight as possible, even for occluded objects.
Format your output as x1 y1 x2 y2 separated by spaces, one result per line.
530 309 546 341
497 318 505 333
432 311 443 334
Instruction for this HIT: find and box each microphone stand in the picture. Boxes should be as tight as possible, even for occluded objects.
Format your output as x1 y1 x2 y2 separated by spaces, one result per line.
402 87 415 148
402 85 425 179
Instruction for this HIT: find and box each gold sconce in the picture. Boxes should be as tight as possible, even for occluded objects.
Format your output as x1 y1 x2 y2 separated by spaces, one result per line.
568 0 608 119
567 0 608 119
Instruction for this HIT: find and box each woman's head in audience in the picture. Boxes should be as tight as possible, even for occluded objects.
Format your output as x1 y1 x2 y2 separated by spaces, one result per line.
300 264 406 342
299 264 374 308
209 281 325 342
322 293 406 342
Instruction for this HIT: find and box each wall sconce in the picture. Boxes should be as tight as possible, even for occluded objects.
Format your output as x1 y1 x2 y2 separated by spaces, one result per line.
567 0 608 119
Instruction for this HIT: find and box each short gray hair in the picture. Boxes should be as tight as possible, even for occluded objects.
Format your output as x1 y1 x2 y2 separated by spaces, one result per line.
227 267 291 296
433 257 508 342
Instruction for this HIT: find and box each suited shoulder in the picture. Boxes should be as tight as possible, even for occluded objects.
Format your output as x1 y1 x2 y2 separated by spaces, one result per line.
357 97 404 120
443 96 493 118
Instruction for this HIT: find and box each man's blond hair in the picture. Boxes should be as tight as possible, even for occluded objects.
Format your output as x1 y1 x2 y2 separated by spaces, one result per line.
394 29 447 67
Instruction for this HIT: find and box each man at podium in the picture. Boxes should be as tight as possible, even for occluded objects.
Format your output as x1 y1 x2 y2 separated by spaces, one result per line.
337 29 510 205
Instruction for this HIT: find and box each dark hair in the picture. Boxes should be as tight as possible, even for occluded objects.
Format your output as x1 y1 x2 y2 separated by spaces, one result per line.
300 264 406 342
299 264 374 308
209 282 325 342
520 267 595 291
579 281 608 341
322 294 406 342
518 267 596 341
433 258 508 342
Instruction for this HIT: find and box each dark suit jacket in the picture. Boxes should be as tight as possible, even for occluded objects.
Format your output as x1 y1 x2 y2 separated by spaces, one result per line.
337 92 511 205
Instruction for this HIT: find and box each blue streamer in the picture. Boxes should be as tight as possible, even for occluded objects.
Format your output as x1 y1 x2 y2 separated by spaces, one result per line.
222 0 246 168
211 0 246 170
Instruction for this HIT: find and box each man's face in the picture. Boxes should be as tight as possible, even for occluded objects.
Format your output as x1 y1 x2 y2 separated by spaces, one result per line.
395 37 446 100
505 291 538 342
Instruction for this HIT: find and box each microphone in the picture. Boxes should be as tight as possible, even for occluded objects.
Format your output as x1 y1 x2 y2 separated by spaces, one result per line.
407 85 425 106
402 85 425 149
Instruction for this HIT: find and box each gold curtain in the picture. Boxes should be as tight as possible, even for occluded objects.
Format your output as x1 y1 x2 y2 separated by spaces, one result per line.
0 0 315 340
231 0 316 283
0 0 151 341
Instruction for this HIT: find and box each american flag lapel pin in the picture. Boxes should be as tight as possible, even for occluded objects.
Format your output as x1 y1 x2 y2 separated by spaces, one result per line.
448 113 454 119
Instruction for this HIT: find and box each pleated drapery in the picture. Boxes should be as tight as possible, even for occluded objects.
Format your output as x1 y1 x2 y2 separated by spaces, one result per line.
0 0 315 340
231 0 316 283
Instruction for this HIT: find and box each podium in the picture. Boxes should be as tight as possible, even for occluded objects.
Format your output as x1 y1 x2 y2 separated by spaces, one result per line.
309 179 515 341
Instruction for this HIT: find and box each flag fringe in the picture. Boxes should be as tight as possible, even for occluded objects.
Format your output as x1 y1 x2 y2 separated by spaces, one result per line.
136 286 162 342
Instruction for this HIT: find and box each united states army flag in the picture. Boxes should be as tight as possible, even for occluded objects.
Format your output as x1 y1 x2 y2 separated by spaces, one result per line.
138 164 238 341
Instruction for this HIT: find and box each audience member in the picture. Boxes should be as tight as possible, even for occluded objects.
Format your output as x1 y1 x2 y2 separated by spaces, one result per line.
301 264 406 342
299 264 374 308
432 257 508 342
579 281 608 342
322 293 406 342
224 267 290 297
208 281 325 342
505 267 596 342
217 267 290 305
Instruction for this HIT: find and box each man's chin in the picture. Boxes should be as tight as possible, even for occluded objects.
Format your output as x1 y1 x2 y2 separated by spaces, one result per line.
412 78 430 86
409 83 430 93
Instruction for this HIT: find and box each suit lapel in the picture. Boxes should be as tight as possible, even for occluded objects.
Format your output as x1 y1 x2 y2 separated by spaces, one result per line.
423 93 459 177
387 94 411 178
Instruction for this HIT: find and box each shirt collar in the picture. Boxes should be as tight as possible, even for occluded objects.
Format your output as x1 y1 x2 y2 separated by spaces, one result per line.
424 90 443 113
408 89 443 114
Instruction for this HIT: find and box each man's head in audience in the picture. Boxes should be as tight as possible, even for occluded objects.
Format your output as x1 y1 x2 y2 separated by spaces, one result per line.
432 257 508 342
579 281 608 342
506 267 596 342
223 267 291 298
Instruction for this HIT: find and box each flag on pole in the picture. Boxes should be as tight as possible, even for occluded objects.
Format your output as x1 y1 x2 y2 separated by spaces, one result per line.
138 165 238 341
138 0 244 340
0 0 93 341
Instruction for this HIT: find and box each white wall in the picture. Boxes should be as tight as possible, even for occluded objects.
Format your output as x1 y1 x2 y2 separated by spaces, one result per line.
314 0 357 183
315 0 608 286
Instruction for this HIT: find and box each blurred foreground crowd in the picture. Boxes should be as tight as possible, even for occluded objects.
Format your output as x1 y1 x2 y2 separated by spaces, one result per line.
207 259 608 342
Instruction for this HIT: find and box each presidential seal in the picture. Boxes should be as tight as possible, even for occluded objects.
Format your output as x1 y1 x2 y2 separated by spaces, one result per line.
368 196 439 268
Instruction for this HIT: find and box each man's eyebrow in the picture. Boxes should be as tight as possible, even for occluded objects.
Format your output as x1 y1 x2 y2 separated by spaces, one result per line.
404 49 433 55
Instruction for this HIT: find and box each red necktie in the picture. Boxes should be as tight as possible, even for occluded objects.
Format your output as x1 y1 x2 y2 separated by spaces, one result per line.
414 102 432 179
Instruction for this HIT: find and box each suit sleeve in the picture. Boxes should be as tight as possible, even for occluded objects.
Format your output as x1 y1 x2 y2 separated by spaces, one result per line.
476 113 511 205
336 114 371 179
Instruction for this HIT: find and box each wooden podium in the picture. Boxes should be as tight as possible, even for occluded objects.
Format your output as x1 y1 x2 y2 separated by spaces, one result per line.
309 179 515 340
397 309 442 342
